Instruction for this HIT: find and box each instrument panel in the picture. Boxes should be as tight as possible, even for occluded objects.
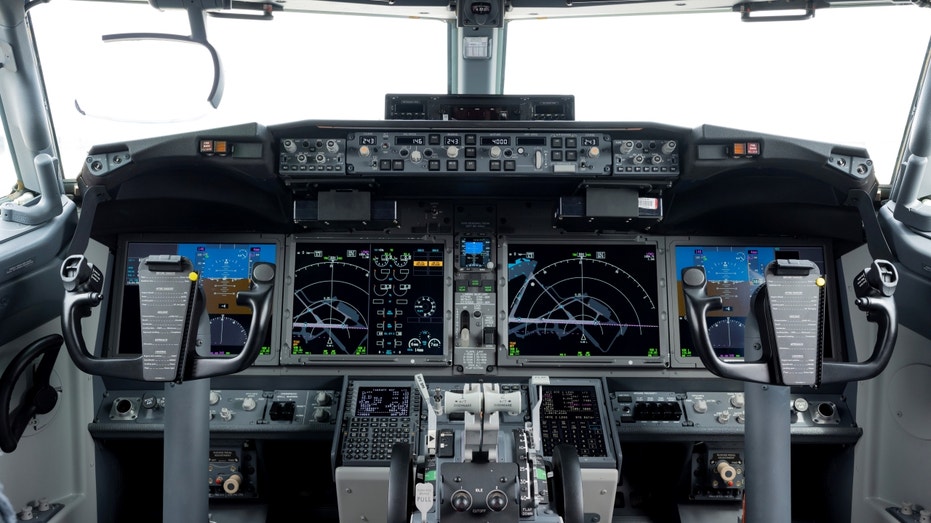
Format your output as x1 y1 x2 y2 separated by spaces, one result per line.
104 231 842 371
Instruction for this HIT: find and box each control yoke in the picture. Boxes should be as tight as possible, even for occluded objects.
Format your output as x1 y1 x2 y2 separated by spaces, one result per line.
681 259 897 386
59 254 276 382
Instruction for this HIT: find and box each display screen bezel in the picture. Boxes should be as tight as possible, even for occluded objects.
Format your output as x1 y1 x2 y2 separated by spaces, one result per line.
108 234 285 366
667 237 840 368
281 235 453 366
498 236 667 367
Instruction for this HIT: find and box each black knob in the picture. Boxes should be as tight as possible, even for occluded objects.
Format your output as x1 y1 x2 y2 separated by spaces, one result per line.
486 490 508 511
450 490 472 512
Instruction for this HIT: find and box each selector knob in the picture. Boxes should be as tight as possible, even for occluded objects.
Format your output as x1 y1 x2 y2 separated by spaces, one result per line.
692 399 708 414
587 146 600 158
490 146 502 159
717 411 730 424
220 408 233 421
651 154 663 164
313 407 330 423
209 391 221 406
242 397 257 411
632 154 645 165
446 146 460 159
142 396 158 410
730 393 745 408
662 140 677 154
410 150 423 163
283 140 297 153
315 391 333 406
325 139 339 153
792 397 809 413
359 145 371 157
619 140 634 154
223 474 242 495
486 490 508 512
451 490 472 512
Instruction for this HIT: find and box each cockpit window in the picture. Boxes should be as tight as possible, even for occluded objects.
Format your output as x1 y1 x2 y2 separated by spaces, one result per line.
506 9 931 185
28 1 447 180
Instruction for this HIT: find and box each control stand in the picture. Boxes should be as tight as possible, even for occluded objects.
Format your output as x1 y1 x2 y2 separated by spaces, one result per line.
60 254 275 523
681 259 897 523
388 376 585 523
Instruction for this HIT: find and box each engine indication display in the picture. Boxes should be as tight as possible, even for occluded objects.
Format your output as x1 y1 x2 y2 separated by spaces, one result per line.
506 242 661 359
290 242 446 357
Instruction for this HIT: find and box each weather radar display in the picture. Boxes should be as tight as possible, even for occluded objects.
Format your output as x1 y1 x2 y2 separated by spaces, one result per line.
506 243 660 359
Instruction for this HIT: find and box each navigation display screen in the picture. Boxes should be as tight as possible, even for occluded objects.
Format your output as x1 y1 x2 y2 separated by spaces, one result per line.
116 242 278 356
290 242 446 357
506 242 661 359
674 245 827 360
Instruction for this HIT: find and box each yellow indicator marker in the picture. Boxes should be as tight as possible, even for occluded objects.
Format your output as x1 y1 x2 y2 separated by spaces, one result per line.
189 272 199 282
815 277 826 287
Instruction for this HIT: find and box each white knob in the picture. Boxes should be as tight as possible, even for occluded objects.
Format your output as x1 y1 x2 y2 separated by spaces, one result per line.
588 146 600 158
36 498 50 512
220 407 233 421
793 397 809 412
410 150 423 163
20 506 34 521
446 146 459 158
490 146 501 159
242 397 257 411
730 393 745 408
692 399 708 414
326 139 339 153
223 474 242 495
315 392 333 406
209 391 221 405
283 140 297 153
717 411 730 424
359 145 371 157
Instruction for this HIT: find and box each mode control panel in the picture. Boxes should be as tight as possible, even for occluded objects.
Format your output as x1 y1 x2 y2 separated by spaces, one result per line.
346 132 612 175
279 132 634 176
278 132 682 179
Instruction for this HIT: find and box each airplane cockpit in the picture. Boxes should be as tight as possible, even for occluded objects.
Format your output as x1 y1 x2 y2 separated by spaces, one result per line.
1 0 931 522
